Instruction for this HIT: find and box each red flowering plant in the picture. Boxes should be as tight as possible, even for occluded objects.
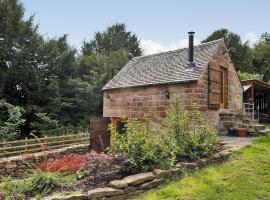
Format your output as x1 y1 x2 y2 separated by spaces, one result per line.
0 192 5 200
39 154 88 173
38 151 129 176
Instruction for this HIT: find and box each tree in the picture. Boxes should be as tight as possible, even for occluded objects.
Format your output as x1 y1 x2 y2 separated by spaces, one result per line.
203 28 253 72
79 23 141 115
0 99 24 140
252 33 270 81
238 71 263 81
78 50 129 115
81 23 142 59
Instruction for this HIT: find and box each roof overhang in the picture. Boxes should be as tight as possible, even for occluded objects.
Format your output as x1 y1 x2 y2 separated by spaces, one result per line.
102 79 198 91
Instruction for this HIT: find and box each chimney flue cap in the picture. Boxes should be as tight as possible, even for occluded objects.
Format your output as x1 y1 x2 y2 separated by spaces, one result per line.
188 31 195 35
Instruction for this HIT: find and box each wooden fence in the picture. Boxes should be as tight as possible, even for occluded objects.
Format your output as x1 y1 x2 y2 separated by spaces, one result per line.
0 133 90 158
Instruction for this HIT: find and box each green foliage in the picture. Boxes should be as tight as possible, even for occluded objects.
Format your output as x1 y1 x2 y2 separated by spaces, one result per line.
0 176 28 200
30 113 59 135
26 172 63 196
111 118 177 173
78 50 129 115
0 0 142 138
82 23 142 58
237 71 263 80
166 100 220 161
252 32 270 81
0 99 24 140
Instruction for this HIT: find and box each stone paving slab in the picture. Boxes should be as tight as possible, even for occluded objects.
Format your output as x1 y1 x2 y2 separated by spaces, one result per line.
219 136 254 151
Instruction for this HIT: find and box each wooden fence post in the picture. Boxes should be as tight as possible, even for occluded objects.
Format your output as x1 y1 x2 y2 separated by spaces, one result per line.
3 140 6 157
24 138 28 154
44 136 48 151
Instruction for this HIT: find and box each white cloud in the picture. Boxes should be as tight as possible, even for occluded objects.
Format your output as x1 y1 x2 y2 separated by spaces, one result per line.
243 32 258 46
140 38 200 55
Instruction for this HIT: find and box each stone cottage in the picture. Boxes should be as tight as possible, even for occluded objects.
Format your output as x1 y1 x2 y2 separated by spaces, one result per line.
102 32 243 133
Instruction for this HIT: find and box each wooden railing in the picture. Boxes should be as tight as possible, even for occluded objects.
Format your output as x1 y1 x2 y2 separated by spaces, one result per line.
0 133 90 158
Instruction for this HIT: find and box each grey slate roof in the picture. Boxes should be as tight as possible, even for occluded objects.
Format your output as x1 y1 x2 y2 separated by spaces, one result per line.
102 38 224 90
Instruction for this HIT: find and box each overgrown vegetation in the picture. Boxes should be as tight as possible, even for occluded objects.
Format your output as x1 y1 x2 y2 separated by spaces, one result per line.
138 132 270 200
111 118 177 173
166 102 220 161
112 102 220 173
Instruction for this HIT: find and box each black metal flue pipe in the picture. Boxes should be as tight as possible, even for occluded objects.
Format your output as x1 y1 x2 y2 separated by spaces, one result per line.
188 31 195 63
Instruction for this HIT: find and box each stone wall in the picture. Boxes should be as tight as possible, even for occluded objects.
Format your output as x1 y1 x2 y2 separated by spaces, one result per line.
103 43 243 129
0 144 89 177
211 43 243 113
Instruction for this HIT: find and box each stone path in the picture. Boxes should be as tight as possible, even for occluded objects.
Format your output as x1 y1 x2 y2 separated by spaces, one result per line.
219 136 254 151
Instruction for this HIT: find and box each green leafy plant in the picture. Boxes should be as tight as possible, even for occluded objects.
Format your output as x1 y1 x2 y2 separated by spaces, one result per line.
238 71 263 80
0 100 25 141
166 100 220 161
111 118 177 173
0 176 28 200
26 172 63 196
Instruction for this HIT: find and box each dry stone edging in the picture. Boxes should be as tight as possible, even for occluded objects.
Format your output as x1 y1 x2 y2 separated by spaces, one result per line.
43 194 88 200
44 149 231 200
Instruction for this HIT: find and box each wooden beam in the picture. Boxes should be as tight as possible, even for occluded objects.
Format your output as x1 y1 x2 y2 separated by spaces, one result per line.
251 82 255 104
267 90 270 122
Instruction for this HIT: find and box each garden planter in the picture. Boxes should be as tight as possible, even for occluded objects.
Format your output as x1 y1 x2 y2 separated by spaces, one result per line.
227 128 237 136
237 128 248 137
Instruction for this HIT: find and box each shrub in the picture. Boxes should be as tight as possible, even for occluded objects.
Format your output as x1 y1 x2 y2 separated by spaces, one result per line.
111 118 177 173
27 172 63 196
0 176 27 200
39 155 88 173
166 101 220 161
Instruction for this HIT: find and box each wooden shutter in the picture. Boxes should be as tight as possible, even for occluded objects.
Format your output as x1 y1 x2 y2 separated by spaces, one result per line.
222 67 228 109
208 65 221 109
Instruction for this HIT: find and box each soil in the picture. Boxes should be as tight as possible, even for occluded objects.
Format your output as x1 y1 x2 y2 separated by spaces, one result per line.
64 171 128 192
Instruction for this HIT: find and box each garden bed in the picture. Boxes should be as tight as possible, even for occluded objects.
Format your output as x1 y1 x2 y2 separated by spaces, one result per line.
44 149 230 200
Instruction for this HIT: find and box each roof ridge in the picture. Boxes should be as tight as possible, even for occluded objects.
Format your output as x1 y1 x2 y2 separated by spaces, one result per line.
134 38 224 61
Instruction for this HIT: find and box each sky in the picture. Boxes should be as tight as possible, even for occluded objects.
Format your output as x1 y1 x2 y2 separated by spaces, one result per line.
21 0 270 55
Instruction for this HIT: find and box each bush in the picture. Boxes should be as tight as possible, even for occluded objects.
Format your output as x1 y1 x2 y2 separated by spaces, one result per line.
0 176 27 200
166 101 220 161
111 118 177 173
26 172 63 196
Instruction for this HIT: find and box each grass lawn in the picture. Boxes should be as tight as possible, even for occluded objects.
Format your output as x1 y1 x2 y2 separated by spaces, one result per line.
138 132 270 200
